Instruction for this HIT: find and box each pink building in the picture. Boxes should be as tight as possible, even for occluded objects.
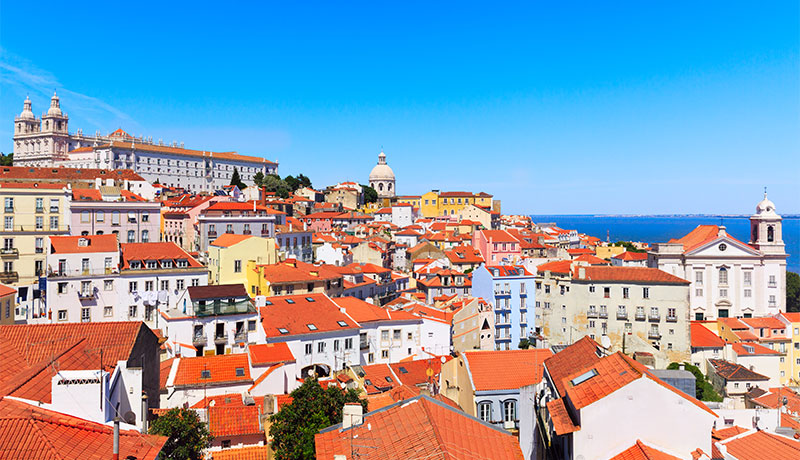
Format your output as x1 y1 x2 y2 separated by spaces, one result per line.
162 194 231 252
472 229 521 264
69 188 160 243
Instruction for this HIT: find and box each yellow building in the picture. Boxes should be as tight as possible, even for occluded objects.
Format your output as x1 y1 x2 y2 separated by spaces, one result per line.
245 259 343 298
419 191 495 218
780 313 800 385
595 244 626 260
394 195 421 209
207 234 277 286
0 183 70 287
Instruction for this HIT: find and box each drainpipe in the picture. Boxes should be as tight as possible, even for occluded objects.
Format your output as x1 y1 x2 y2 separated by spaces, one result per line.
112 415 120 460
141 392 149 434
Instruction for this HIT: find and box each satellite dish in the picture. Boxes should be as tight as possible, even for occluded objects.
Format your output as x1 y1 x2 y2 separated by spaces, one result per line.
600 335 612 349
122 411 136 425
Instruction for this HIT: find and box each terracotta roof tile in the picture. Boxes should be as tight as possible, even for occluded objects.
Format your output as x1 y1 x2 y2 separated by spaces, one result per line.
172 354 252 387
718 429 800 459
389 357 451 388
120 242 203 269
315 395 523 460
210 233 255 247
0 165 145 181
248 343 296 366
691 322 726 348
463 349 553 391
537 260 573 275
612 251 649 261
208 405 263 437
49 234 120 254
0 397 167 460
579 267 689 284
740 317 787 330
609 440 682 460
259 293 359 338
99 140 275 164
732 342 781 356
544 336 604 397
211 445 271 460
546 398 580 435
708 359 769 381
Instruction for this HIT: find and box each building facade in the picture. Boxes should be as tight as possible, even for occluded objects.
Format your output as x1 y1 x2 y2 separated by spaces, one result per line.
472 265 536 350
368 151 396 199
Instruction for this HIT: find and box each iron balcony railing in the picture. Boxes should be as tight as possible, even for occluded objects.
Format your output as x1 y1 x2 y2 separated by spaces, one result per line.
193 299 256 317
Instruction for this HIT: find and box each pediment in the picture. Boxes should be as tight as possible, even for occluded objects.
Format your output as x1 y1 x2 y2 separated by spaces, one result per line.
686 236 761 258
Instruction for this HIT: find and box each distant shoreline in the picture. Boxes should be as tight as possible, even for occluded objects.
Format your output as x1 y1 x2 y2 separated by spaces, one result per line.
529 214 800 219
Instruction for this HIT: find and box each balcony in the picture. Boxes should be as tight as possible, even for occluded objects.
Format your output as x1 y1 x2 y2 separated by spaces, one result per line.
4 207 13 213
666 315 678 323
78 290 95 300
648 331 661 340
50 206 59 213
192 334 207 346
234 331 248 343
242 230 252 235
587 311 598 318
207 231 217 238
193 299 256 317
35 207 44 213
0 272 18 283
360 339 369 350
0 248 18 257
598 311 608 319
648 314 660 322
635 312 646 321
214 333 228 344
616 311 628 320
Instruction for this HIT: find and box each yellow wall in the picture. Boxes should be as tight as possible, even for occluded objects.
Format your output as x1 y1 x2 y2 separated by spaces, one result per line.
0 186 69 286
596 245 626 260
208 237 276 287
395 196 421 208
440 353 476 415
419 192 493 218
785 318 800 385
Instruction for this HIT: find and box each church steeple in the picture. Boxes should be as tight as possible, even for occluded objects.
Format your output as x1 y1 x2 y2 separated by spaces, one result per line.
750 190 784 255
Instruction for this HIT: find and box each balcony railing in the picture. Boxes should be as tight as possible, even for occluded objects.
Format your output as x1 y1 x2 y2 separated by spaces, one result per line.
666 315 678 323
4 207 13 213
234 331 248 343
587 311 598 318
648 331 661 339
47 267 119 278
649 314 660 322
635 312 646 321
0 272 18 283
207 231 217 238
598 311 608 319
192 299 256 317
214 333 228 344
242 230 252 235
35 207 44 213
360 340 369 350
0 248 18 256
616 312 628 320
78 290 95 300
192 334 207 346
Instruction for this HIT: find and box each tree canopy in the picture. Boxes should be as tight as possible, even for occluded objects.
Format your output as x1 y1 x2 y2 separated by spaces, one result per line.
0 153 13 166
361 184 378 204
149 407 212 460
253 173 312 198
614 241 645 253
269 378 367 460
788 271 800 313
230 167 246 190
666 362 722 402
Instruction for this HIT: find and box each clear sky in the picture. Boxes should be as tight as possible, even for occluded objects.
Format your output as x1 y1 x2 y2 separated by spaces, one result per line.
1 2 798 214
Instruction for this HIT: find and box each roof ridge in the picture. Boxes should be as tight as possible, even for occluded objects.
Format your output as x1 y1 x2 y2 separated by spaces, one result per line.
1 337 88 397
419 397 452 460
28 415 64 460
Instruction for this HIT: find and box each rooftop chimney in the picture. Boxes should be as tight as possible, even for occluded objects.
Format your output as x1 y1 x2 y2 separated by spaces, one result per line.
342 402 363 429
718 226 727 237
578 267 586 279
112 415 120 460
141 393 149 433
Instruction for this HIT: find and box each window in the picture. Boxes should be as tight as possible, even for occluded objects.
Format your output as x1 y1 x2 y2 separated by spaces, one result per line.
96 211 104 222
81 307 90 322
381 350 389 359
744 289 751 298
720 288 728 298
145 281 154 291
589 286 595 293
478 402 491 422
603 287 610 298
127 230 135 243
3 197 12 212
305 344 312 355
333 339 340 351
35 198 43 212
743 271 752 286
642 287 650 299
129 305 137 318
49 216 59 230
318 342 326 353
129 281 138 293
191 278 200 287
622 287 629 299
35 216 43 230
57 310 67 321
769 275 776 287
368 353 374 363
161 280 169 290
503 400 516 422
4 216 13 230
719 267 728 285
344 338 353 350
104 306 113 317
381 330 389 341
769 295 776 307
695 271 703 285
50 199 59 213
141 230 149 243
393 329 401 340
696 288 703 297
111 211 120 225
142 213 149 223
81 211 90 223
234 260 242 273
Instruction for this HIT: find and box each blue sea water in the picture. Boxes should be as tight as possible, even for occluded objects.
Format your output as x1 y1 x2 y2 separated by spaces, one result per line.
529 215 800 274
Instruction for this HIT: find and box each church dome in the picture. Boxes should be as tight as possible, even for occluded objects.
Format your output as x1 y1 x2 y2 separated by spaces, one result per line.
46 91 63 116
19 96 34 120
369 151 395 182
756 192 777 216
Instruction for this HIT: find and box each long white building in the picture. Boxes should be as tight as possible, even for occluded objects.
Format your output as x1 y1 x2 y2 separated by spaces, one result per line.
12 94 277 191
649 193 788 320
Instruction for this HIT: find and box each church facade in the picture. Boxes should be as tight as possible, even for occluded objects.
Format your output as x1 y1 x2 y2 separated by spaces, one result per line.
368 150 396 199
648 194 788 320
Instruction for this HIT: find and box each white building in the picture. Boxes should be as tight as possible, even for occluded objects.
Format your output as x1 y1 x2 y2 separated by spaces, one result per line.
649 194 788 321
162 284 264 357
258 293 361 379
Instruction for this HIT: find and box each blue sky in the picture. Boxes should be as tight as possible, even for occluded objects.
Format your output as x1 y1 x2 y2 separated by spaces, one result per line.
1 2 798 214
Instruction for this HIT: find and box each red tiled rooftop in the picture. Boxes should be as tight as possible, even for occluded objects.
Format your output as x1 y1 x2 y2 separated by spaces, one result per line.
732 342 781 356
547 398 580 435
211 445 271 460
208 405 263 437
537 260 573 275
248 343 296 366
609 440 682 460
741 317 786 330
172 354 252 387
50 234 119 254
210 233 255 247
708 359 769 382
691 323 725 348
612 251 649 261
718 429 800 460
259 293 359 338
120 242 203 269
578 266 689 284
463 349 553 391
544 336 604 397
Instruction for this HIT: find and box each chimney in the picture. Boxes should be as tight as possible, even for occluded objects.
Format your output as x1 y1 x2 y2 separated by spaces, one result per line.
578 267 586 279
261 186 267 207
679 363 685 371
141 393 149 433
342 403 363 429
112 415 120 460
718 226 727 237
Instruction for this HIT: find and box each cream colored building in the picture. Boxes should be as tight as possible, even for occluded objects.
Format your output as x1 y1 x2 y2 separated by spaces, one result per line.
207 234 277 286
536 263 691 367
0 183 70 290
452 297 494 353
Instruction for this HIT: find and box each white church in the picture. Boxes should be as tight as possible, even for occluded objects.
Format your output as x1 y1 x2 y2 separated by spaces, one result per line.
649 193 788 320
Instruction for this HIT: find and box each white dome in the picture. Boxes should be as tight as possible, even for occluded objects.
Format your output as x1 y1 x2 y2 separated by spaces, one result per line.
46 91 62 116
19 96 34 120
756 192 777 216
369 151 395 181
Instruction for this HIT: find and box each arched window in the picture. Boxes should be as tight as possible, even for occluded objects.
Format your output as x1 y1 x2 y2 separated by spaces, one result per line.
141 230 149 243
719 267 728 285
767 226 774 242
477 401 492 422
127 230 135 243
378 183 384 191
388 183 392 191
503 399 517 422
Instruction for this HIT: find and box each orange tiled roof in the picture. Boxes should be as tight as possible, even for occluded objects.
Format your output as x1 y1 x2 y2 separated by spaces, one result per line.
255 260 341 284
740 317 787 330
315 395 523 460
97 140 276 164
160 357 175 391
544 336 605 397
0 283 15 298
713 425 749 440
546 398 580 435
578 266 689 284
0 397 167 460
333 296 419 323
479 229 518 243
0 322 147 403
208 405 263 437
211 445 271 460
708 359 769 382
752 387 800 413
120 242 203 269
248 343 296 366
463 349 553 391
50 234 119 254
732 342 781 356
612 251 649 261
609 440 682 460
718 429 800 459
537 260 573 275
0 165 145 181
573 254 609 265
389 357 452 388
259 293 359 338
172 353 252 387
210 233 255 248
691 323 725 348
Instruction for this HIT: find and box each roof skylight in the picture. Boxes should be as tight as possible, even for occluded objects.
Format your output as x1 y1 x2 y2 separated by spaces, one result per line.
570 369 599 386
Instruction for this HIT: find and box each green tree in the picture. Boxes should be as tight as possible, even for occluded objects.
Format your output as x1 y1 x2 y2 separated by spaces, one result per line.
361 184 378 204
787 271 800 313
284 175 300 192
518 338 531 349
149 407 212 460
0 153 13 166
667 362 722 402
230 167 247 190
270 378 367 460
614 241 645 253
296 174 312 189
253 171 265 187
261 174 292 198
